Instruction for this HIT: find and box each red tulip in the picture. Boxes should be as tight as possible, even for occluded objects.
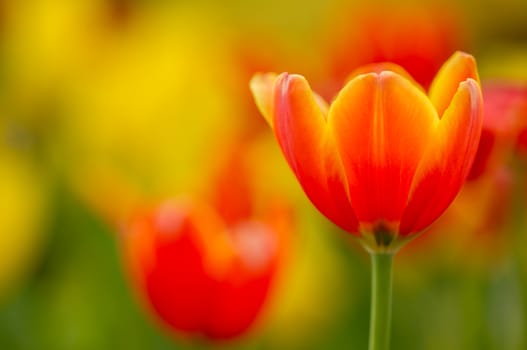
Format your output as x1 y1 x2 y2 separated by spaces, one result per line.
123 199 283 340
317 4 465 100
250 51 483 252
121 144 291 341
468 82 527 180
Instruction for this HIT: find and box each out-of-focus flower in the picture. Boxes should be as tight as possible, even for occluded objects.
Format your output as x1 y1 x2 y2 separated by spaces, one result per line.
399 82 527 266
469 82 527 179
121 141 291 341
402 165 514 264
459 83 526 255
251 51 483 252
315 3 466 99
63 6 243 206
0 0 113 123
0 122 49 302
122 200 283 340
504 88 527 155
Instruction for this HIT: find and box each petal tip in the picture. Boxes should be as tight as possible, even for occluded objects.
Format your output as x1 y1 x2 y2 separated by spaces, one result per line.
451 51 479 80
250 72 280 127
275 72 330 116
453 50 475 59
459 77 481 93
460 78 484 119
429 51 481 115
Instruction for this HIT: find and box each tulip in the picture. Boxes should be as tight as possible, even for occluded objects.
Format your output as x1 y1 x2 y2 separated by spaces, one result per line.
251 51 482 251
251 51 483 350
469 82 527 179
122 200 281 341
316 4 465 100
121 144 291 342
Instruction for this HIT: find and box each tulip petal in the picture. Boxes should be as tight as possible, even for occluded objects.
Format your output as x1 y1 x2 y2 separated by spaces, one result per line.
251 73 329 127
272 73 358 232
345 62 424 92
250 73 278 127
329 71 437 230
429 51 479 116
400 79 483 234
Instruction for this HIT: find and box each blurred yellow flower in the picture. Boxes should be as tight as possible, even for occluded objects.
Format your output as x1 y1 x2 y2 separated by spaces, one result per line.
0 124 49 301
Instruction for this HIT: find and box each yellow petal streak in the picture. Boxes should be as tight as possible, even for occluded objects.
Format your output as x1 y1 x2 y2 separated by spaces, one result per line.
401 79 483 234
429 51 479 116
250 73 279 127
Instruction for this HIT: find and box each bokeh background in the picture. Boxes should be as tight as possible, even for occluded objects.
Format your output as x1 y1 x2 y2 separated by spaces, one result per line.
1 0 527 349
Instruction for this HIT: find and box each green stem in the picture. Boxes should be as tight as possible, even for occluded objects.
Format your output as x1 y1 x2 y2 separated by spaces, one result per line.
368 252 394 350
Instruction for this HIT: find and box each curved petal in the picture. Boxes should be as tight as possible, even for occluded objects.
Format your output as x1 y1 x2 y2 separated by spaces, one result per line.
429 51 479 116
345 62 424 92
250 73 278 127
329 71 437 230
272 73 359 232
400 79 483 235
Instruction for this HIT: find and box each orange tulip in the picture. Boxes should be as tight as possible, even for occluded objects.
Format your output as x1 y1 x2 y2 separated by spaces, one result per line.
251 51 483 252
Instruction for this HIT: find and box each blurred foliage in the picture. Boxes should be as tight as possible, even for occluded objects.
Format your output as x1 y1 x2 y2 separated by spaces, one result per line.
0 0 526 349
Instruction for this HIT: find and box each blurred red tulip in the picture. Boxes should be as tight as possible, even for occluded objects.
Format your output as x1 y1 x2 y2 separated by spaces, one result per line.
251 51 482 252
316 4 466 100
121 141 291 341
123 200 279 340
401 164 514 263
469 82 527 180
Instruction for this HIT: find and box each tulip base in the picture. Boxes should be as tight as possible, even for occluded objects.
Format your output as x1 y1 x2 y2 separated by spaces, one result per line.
368 252 394 350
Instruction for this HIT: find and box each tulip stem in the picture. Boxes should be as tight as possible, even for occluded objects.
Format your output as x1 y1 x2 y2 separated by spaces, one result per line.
368 252 394 350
